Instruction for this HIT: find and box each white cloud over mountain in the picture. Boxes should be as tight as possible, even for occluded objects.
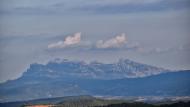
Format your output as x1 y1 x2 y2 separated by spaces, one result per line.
48 33 129 49
48 32 81 49
47 32 189 56
96 33 127 49
47 33 141 50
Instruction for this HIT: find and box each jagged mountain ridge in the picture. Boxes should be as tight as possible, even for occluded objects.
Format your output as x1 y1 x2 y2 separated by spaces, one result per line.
22 58 167 80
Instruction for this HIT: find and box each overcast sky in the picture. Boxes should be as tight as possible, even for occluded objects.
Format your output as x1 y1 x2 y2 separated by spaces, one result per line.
0 0 190 83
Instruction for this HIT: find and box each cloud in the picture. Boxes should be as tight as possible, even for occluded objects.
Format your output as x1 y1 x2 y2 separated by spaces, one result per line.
48 32 81 49
142 43 190 55
95 0 163 5
47 33 141 51
96 33 127 49
1 0 189 15
72 0 190 15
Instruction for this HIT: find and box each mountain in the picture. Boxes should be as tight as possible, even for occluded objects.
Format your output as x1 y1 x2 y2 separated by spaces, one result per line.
23 58 167 80
0 59 189 102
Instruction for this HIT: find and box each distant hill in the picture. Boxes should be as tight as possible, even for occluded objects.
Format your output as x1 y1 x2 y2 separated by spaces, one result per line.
0 95 190 107
95 101 190 107
0 59 189 102
0 95 124 107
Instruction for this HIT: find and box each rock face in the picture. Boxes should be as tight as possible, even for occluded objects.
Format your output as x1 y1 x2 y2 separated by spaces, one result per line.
0 59 189 102
22 59 167 80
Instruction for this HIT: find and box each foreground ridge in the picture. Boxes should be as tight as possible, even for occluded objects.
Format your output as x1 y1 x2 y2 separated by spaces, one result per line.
1 95 190 107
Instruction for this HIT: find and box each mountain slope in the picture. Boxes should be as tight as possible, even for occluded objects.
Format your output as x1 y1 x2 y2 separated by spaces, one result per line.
0 59 189 102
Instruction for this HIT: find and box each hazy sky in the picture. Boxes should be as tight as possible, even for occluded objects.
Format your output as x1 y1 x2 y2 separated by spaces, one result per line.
0 0 190 83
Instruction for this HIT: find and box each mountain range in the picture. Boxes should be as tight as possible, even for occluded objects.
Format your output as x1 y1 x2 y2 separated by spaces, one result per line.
0 59 189 102
23 58 168 79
